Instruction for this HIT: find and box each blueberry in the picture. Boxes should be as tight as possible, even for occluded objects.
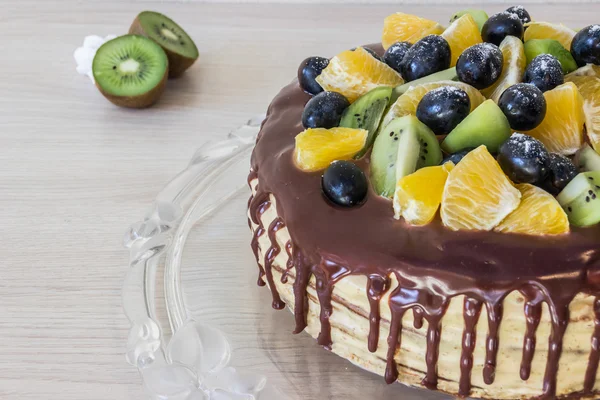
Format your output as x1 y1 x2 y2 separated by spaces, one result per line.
497 133 550 184
505 6 531 27
523 54 564 92
302 91 350 129
322 161 368 207
416 87 470 135
571 25 600 67
541 153 578 195
442 148 475 166
351 46 382 61
498 83 546 131
383 42 412 73
482 12 524 46
298 56 329 95
456 43 504 89
400 35 451 82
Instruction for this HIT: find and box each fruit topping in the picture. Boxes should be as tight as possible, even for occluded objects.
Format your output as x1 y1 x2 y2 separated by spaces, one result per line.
382 13 444 50
565 73 600 152
524 21 577 50
322 161 368 207
505 6 532 27
497 133 550 185
482 12 524 46
441 146 521 231
400 35 452 82
442 14 483 67
383 42 412 74
340 86 392 157
316 47 404 103
302 91 350 129
576 144 600 171
498 83 547 131
566 64 600 79
523 54 564 92
456 43 504 89
352 46 383 61
371 115 442 197
524 39 578 74
571 25 600 67
482 36 526 102
557 171 600 227
495 184 569 235
391 67 458 99
129 11 198 78
92 35 168 108
298 56 329 95
450 10 489 32
442 148 475 166
542 153 579 194
441 99 511 153
525 82 585 155
382 81 485 129
416 86 470 135
294 127 367 172
393 163 454 224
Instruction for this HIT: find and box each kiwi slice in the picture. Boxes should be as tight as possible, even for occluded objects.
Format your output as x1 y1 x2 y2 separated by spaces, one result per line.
450 9 489 32
130 11 199 78
524 39 578 74
340 86 392 158
442 99 511 154
392 67 458 101
557 171 600 227
371 115 442 197
92 35 168 108
576 144 600 171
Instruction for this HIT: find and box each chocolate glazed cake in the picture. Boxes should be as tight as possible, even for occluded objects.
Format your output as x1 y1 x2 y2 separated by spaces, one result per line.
247 45 600 399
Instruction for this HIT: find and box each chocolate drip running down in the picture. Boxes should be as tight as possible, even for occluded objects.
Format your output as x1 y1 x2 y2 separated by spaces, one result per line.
247 44 600 400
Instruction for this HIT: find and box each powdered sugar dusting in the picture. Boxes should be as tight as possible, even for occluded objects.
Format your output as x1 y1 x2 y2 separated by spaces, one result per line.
507 133 549 163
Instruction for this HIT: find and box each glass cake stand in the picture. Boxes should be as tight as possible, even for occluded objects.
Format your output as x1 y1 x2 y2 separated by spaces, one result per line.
122 117 449 400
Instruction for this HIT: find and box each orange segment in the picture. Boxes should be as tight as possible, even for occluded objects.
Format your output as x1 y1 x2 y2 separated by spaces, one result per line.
566 64 600 79
393 163 454 225
442 14 483 67
316 47 403 103
495 184 569 235
293 127 367 172
525 82 585 155
381 81 485 129
524 22 577 50
441 146 521 231
565 74 600 153
482 36 526 102
382 13 444 50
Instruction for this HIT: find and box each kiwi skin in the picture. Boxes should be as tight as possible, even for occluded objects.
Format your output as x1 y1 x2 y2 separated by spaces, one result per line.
129 14 196 78
96 67 168 109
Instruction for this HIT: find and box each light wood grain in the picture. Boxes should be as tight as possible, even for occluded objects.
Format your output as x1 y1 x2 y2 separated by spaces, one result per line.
1 2 598 399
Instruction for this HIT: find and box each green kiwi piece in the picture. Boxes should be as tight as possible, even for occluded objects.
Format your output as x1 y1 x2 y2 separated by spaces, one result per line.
92 35 168 108
576 144 600 171
557 171 600 227
450 9 489 32
130 11 199 78
524 39 578 74
371 115 442 197
442 99 511 154
340 86 392 158
392 67 458 101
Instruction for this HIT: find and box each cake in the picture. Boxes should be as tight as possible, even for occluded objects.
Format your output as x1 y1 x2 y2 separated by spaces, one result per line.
248 7 600 399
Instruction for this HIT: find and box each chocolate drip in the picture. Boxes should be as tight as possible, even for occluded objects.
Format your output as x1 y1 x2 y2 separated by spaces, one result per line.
483 301 504 385
367 274 390 353
249 189 270 286
413 307 424 330
281 240 293 284
584 298 600 393
248 45 600 398
459 298 483 397
265 218 286 310
520 288 544 381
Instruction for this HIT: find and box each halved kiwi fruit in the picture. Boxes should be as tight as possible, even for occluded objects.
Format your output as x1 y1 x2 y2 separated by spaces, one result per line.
557 171 600 227
92 35 168 108
130 11 199 78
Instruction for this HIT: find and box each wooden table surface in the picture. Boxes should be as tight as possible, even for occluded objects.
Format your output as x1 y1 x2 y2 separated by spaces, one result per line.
1 2 597 399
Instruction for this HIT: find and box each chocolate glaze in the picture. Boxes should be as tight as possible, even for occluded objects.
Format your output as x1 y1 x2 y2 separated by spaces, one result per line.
248 44 600 399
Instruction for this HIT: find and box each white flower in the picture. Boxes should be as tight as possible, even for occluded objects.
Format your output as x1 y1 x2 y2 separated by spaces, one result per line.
73 35 117 83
